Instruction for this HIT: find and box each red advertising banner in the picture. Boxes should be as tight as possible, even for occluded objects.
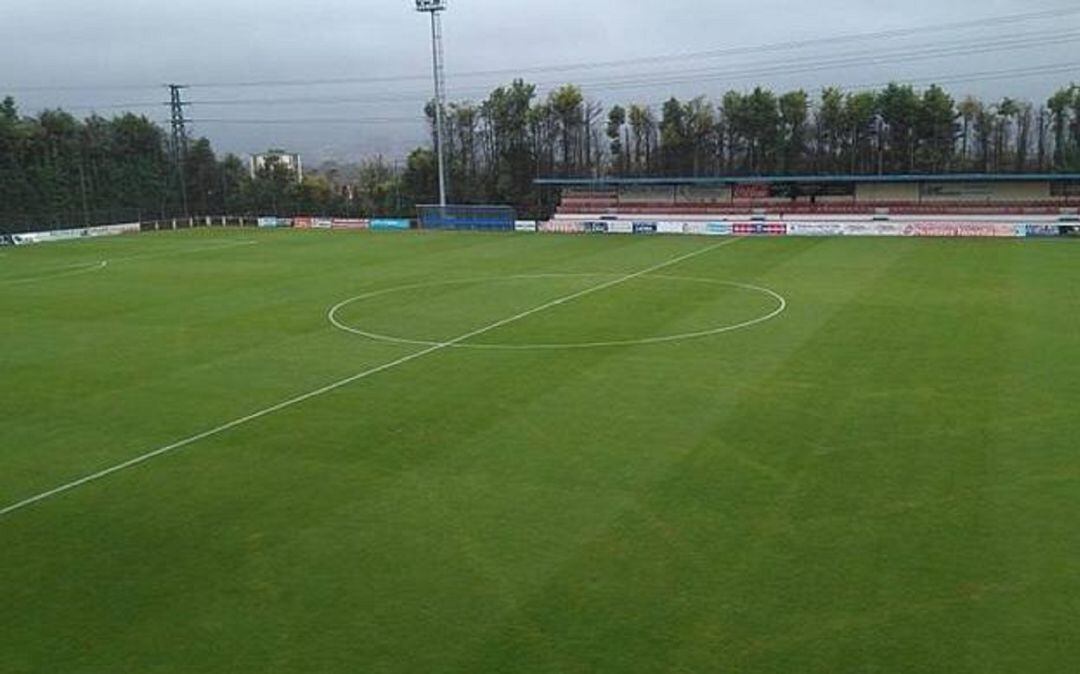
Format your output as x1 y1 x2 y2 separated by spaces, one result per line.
732 223 787 236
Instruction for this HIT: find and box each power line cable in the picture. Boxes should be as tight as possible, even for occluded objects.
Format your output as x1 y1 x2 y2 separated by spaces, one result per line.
133 28 1080 109
4 6 1077 93
185 6 1080 88
181 59 1080 127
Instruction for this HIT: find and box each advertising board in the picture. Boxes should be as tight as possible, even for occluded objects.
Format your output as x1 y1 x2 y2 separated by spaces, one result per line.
8 223 141 245
839 223 905 237
257 217 292 229
632 222 658 234
1024 225 1060 237
369 219 411 231
733 223 787 236
681 222 733 236
582 221 609 234
538 221 585 234
292 217 313 229
786 223 849 236
606 221 634 234
656 221 686 234
514 220 538 232
900 222 1023 238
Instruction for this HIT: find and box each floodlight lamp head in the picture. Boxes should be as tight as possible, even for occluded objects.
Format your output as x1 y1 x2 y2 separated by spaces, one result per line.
415 0 447 12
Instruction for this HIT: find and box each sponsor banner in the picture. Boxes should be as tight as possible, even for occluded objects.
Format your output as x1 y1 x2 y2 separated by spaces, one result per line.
582 221 609 234
607 221 634 234
840 222 905 237
1025 224 1060 237
313 218 333 229
683 222 733 236
370 219 411 231
633 222 658 234
293 216 313 229
733 223 787 236
331 218 369 230
257 217 292 229
656 221 686 234
514 220 538 232
786 222 848 237
539 221 585 234
901 222 1023 238
9 223 140 245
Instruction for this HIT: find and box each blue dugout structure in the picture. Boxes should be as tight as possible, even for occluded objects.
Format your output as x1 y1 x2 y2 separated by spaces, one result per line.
418 205 517 231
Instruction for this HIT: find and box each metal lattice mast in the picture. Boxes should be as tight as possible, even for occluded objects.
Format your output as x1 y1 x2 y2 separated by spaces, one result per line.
416 1 449 207
168 84 190 218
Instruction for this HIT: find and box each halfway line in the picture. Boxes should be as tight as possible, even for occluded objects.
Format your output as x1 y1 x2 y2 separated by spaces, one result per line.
0 238 738 517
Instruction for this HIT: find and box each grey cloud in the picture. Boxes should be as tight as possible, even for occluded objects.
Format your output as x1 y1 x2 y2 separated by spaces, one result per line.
2 0 1076 163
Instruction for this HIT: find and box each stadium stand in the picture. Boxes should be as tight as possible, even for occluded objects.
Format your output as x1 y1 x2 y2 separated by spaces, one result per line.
541 175 1080 220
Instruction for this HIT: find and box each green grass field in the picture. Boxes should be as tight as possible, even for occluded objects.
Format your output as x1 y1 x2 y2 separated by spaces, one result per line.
2 229 1078 673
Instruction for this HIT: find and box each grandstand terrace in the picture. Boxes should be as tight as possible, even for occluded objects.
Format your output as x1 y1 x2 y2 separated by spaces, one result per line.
537 174 1080 220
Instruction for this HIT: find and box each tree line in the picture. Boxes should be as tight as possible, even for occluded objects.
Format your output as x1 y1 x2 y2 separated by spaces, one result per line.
416 81 1080 210
2 80 1079 230
0 98 414 232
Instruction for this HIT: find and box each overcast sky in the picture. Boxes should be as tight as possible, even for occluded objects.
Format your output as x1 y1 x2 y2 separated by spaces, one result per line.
2 0 1077 164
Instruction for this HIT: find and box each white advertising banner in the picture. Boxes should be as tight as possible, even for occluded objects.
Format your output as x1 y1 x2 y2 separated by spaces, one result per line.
10 223 140 245
683 222 733 236
786 222 849 236
900 222 1025 238
655 221 686 234
538 221 585 234
840 223 906 237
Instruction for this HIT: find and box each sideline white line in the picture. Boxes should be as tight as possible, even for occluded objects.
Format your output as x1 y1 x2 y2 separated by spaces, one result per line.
0 261 109 286
0 239 258 286
0 238 738 517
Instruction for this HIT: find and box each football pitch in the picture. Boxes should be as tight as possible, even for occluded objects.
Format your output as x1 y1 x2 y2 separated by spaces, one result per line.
2 228 1078 672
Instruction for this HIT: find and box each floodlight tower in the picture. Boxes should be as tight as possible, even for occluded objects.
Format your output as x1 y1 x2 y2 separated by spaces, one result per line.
416 0 449 207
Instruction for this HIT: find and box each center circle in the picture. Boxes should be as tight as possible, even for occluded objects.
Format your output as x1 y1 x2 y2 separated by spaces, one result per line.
328 273 786 350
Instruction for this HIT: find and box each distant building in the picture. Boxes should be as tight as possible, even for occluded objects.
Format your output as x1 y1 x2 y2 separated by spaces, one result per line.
251 149 303 182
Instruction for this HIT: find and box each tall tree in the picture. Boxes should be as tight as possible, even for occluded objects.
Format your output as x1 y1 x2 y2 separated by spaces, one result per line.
606 105 627 175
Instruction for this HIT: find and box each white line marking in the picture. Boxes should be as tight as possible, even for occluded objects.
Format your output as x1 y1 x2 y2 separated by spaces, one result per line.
329 272 787 349
0 238 737 517
0 261 109 286
0 239 258 286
